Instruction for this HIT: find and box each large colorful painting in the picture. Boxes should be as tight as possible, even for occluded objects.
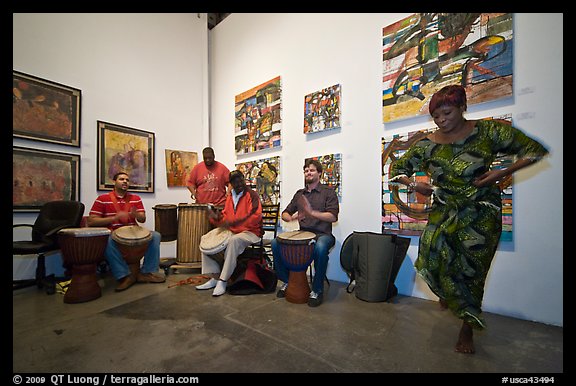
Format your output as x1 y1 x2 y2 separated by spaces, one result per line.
304 84 341 134
97 121 154 193
382 114 514 242
236 156 280 205
13 146 80 212
165 149 198 187
235 76 282 155
306 153 342 198
13 71 81 147
382 13 513 123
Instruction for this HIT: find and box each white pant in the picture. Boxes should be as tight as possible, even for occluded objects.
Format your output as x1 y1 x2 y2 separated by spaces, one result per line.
201 231 261 281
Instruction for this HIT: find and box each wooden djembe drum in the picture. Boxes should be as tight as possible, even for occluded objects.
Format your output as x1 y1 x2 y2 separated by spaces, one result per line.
152 204 178 242
277 230 316 304
199 227 232 262
58 227 111 304
111 225 152 278
176 203 212 266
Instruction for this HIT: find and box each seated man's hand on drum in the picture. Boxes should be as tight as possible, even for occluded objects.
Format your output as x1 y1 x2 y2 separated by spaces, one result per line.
297 195 313 219
116 210 131 223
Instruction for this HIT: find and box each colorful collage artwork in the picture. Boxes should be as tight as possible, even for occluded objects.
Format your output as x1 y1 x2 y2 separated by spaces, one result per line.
304 84 341 134
382 114 513 242
382 13 514 122
306 153 342 198
236 156 281 205
235 76 282 155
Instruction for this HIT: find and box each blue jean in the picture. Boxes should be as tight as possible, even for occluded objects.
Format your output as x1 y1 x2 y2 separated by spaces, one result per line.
272 233 335 294
105 230 161 280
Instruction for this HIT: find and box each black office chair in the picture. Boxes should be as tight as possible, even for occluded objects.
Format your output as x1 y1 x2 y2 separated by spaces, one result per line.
13 200 85 292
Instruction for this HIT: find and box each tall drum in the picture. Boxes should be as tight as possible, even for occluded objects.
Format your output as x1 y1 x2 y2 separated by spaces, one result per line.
111 225 152 277
153 204 178 242
58 227 111 304
177 203 212 265
277 230 317 304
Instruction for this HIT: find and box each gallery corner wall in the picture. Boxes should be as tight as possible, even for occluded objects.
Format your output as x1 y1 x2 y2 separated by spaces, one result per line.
208 13 563 327
13 13 209 278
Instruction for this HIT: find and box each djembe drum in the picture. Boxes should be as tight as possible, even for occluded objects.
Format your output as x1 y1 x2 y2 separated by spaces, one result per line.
199 227 232 262
58 227 111 304
111 225 152 278
153 204 178 242
177 203 212 265
277 230 317 304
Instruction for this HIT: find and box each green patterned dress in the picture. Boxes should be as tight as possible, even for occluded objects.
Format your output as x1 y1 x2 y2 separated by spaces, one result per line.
389 120 548 329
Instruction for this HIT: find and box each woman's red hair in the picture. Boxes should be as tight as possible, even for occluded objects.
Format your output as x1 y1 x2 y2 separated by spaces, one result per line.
428 85 467 115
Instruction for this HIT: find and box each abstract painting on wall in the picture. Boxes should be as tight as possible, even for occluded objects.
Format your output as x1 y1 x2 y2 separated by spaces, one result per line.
235 76 282 155
236 156 280 205
165 149 198 187
382 114 514 242
13 146 80 212
304 84 341 134
382 13 513 123
306 153 342 198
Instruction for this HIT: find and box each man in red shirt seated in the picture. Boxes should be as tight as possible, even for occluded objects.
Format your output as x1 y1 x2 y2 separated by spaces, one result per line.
196 170 263 296
87 172 165 291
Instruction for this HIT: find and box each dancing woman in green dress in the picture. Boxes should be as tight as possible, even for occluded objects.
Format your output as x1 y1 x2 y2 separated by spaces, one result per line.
389 85 549 354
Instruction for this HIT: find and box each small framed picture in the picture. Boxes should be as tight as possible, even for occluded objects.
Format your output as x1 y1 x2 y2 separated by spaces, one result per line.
97 120 155 193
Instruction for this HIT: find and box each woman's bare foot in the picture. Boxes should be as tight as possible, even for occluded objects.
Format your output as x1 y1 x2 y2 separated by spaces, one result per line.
455 321 475 354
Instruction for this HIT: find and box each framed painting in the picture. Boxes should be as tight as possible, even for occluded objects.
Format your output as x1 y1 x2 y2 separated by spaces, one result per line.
382 13 513 123
165 149 198 187
305 153 342 198
234 76 282 155
236 156 281 205
304 84 341 134
97 121 154 193
381 114 514 242
13 70 81 147
13 146 80 212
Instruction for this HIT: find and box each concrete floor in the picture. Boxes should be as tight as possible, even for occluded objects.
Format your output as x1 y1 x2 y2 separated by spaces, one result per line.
13 270 563 374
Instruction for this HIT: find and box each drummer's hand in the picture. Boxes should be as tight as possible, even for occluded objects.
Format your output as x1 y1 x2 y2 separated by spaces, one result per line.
116 211 130 222
298 195 313 216
221 220 232 229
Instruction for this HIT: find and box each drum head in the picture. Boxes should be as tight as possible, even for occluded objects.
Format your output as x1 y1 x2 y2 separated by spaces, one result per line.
277 230 316 244
58 227 111 237
200 227 232 254
112 225 152 243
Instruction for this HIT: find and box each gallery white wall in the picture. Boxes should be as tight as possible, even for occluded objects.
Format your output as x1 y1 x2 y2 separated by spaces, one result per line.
13 13 209 277
12 12 563 328
208 13 563 327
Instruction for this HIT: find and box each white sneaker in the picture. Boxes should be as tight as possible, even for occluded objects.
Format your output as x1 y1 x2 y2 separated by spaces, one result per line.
212 280 227 297
196 278 217 290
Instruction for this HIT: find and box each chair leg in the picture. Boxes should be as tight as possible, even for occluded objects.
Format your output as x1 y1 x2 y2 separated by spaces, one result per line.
35 254 46 289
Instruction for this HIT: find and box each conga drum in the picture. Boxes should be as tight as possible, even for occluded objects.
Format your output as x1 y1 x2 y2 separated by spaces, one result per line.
58 227 111 304
199 227 232 262
111 225 152 277
177 203 212 265
277 230 317 304
153 204 178 242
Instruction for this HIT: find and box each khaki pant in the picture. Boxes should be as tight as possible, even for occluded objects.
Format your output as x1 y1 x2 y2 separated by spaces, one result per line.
201 231 261 281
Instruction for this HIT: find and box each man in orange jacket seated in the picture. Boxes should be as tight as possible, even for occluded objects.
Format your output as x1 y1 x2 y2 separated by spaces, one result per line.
196 170 263 296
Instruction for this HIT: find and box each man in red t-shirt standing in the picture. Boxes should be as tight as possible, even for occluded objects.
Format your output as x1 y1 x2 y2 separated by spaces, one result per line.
87 172 165 291
186 147 230 207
